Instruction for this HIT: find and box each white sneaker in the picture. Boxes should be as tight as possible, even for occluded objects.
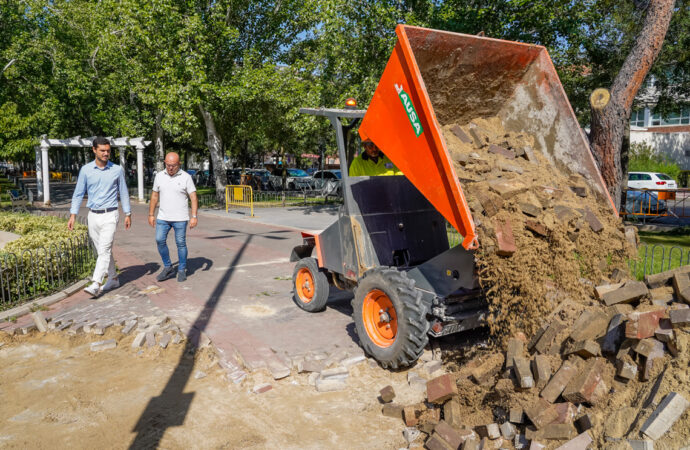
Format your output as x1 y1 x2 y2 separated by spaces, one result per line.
84 282 101 298
100 278 120 292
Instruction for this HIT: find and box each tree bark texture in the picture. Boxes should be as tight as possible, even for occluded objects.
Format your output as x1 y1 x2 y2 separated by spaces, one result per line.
590 0 675 210
198 104 228 204
155 110 165 173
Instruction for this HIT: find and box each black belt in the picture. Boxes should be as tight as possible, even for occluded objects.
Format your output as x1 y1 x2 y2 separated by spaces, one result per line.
90 207 118 214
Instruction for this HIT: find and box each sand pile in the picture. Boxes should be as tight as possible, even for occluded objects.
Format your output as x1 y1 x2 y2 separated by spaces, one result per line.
440 117 637 339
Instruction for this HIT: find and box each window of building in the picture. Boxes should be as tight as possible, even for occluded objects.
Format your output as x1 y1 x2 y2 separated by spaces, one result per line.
649 107 690 126
630 109 645 127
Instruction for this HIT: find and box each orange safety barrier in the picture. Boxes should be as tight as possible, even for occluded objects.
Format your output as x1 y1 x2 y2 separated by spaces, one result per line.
620 188 690 219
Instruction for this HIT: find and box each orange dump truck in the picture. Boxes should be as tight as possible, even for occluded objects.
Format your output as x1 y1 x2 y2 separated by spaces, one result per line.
292 25 615 368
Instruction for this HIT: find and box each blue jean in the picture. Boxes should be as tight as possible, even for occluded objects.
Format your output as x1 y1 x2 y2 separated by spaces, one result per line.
156 220 188 272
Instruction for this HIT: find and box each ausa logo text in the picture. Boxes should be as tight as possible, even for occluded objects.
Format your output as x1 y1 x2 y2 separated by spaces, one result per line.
395 84 423 137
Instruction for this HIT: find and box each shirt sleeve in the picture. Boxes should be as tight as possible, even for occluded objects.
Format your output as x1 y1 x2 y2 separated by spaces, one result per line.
185 173 196 194
152 172 161 192
70 166 87 215
118 167 131 214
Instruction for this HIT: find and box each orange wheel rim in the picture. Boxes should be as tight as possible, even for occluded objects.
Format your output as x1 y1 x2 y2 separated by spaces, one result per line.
296 268 315 303
362 289 397 348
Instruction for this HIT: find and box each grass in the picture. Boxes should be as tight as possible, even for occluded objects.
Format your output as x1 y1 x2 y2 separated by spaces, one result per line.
632 227 690 279
196 187 216 196
29 303 48 312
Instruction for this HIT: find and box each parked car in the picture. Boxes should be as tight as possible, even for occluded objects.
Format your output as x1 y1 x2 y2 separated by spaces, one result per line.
226 168 243 185
312 169 342 196
624 190 668 216
248 168 271 190
268 167 315 190
312 169 341 181
627 172 677 190
193 170 213 187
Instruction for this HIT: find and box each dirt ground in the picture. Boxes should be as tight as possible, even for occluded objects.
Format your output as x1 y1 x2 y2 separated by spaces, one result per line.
0 329 421 449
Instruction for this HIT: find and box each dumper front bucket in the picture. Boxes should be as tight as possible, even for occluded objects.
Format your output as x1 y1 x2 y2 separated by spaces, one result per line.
359 25 614 250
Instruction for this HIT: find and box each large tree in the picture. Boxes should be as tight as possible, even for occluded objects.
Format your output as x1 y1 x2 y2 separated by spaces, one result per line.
589 0 676 208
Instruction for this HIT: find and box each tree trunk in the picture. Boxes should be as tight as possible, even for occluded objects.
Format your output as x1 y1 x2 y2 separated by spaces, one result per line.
155 110 165 173
199 104 228 204
589 0 675 210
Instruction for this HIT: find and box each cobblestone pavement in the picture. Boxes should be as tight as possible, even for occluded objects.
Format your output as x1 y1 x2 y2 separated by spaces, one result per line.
3 201 364 383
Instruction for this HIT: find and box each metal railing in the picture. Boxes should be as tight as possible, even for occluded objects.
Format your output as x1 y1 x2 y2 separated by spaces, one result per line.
225 185 254 217
0 217 95 311
630 243 690 280
620 188 690 223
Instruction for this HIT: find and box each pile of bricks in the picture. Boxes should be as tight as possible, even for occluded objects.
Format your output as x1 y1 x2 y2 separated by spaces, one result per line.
293 349 368 392
3 289 186 352
381 265 690 449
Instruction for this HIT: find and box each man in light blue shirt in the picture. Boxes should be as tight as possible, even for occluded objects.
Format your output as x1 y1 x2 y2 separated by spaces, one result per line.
68 136 132 297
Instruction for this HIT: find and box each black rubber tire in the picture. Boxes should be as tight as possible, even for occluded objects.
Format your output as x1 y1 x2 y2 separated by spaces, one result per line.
352 267 429 369
292 257 329 312
288 182 295 190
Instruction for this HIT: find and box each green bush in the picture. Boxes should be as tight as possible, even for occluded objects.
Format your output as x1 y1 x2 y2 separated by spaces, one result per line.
628 142 681 181
0 213 93 310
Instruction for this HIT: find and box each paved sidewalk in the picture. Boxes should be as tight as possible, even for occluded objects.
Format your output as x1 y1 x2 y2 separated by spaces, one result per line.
202 203 340 232
6 200 361 380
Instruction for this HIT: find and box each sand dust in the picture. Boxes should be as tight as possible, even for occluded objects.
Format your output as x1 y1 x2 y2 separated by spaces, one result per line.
0 329 412 449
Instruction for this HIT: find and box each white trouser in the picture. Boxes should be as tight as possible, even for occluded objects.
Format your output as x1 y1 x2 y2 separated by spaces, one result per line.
87 210 118 284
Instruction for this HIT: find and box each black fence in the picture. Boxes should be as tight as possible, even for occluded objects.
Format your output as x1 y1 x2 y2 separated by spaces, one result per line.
630 243 690 280
0 213 95 312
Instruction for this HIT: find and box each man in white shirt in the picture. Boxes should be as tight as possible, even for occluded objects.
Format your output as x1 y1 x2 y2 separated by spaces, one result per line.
148 152 198 282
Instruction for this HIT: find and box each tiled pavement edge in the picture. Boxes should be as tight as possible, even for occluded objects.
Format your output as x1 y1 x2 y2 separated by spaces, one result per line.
0 278 90 323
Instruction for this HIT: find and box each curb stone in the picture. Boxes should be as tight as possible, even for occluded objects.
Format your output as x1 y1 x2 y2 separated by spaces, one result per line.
0 278 89 322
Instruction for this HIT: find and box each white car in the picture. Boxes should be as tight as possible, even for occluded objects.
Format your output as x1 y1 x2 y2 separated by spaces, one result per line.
627 172 677 190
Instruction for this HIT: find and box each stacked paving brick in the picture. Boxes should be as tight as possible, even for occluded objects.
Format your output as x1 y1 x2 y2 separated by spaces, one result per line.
4 285 186 351
441 118 637 337
383 265 690 449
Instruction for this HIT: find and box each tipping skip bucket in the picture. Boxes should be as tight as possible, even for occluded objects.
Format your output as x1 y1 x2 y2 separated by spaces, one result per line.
359 25 614 250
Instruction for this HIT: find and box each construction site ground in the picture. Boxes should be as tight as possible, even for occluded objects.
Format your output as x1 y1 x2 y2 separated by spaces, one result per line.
0 201 453 448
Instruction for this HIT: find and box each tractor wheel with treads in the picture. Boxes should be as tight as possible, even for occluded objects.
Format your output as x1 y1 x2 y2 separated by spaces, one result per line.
352 267 429 369
292 257 329 312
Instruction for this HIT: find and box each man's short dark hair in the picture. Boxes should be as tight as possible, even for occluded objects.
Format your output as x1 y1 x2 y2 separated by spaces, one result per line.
92 136 111 148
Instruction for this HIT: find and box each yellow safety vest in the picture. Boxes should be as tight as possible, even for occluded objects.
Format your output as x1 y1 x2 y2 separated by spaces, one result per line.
349 154 402 176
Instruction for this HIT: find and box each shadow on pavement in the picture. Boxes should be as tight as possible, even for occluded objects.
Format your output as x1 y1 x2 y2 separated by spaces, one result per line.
186 257 213 276
119 262 160 285
286 204 339 216
129 228 282 449
204 229 291 240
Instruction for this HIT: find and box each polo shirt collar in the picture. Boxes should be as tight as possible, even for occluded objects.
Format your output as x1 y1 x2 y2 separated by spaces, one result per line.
93 161 113 171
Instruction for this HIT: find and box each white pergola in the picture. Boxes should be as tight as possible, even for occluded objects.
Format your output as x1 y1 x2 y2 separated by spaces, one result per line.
36 136 151 205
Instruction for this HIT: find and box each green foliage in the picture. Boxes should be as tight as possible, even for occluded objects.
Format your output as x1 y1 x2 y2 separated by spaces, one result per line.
628 142 681 181
1 0 685 166
0 213 88 254
0 213 94 310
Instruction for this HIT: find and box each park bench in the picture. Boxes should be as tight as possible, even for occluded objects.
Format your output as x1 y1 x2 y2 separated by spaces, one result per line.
9 189 30 212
